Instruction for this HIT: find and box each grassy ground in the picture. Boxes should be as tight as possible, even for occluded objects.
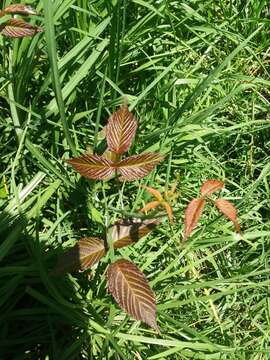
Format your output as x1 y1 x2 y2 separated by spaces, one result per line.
0 0 270 359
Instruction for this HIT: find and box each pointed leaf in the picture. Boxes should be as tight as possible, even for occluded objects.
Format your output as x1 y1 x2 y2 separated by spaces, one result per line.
110 218 160 249
117 153 164 181
163 202 174 224
0 19 43 38
107 259 159 331
3 4 37 15
54 237 106 274
214 199 240 232
141 185 163 202
140 201 160 214
106 104 137 154
201 179 224 197
67 153 115 180
184 198 206 240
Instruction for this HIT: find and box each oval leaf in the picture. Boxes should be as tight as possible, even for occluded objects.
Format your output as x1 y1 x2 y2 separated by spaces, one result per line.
106 104 137 154
117 153 164 181
110 218 160 249
184 198 206 240
107 259 159 331
67 153 115 180
0 19 43 38
3 4 37 15
54 237 106 274
214 199 240 232
201 179 224 197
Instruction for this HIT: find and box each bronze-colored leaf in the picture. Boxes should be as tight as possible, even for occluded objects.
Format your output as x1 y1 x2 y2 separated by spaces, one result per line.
107 259 159 331
214 198 240 232
67 153 115 180
3 4 37 15
54 237 106 274
116 153 164 181
110 218 160 249
200 179 224 197
0 19 43 38
184 198 206 240
106 104 137 154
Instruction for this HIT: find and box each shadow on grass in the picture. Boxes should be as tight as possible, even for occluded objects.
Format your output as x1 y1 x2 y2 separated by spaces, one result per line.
0 210 106 360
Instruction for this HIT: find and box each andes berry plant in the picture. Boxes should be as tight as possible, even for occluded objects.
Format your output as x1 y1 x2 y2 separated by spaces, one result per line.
60 104 164 331
184 179 241 240
0 4 43 38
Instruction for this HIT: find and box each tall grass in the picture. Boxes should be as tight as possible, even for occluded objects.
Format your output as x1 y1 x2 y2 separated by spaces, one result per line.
0 0 269 359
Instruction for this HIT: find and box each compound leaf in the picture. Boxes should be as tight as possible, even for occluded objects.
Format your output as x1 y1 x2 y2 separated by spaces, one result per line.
215 198 240 232
67 153 115 180
201 179 224 197
106 104 137 154
0 19 42 37
117 153 164 181
184 198 206 240
107 259 159 331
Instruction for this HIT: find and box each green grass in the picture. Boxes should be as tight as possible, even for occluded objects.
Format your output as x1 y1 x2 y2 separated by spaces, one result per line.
0 0 270 359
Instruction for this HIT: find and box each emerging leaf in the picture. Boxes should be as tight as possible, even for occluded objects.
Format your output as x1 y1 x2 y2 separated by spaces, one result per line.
54 237 106 274
214 198 240 232
67 153 115 180
141 185 163 202
107 259 159 331
184 198 206 240
106 104 137 154
201 179 224 197
0 19 43 38
117 153 164 181
140 201 160 214
110 218 160 249
3 4 37 15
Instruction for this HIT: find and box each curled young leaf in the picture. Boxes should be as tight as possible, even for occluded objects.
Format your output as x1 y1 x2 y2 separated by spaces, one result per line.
184 198 206 240
200 179 224 197
110 218 160 249
106 104 137 154
214 198 240 232
117 153 164 181
67 153 115 180
3 4 37 16
107 259 159 331
54 237 106 274
0 19 43 38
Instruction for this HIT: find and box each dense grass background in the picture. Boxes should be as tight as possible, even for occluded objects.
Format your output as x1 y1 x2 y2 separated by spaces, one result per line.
0 0 270 359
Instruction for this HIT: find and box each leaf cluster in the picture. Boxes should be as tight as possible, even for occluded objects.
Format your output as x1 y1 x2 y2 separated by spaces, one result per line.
67 104 164 181
0 4 42 38
184 179 241 240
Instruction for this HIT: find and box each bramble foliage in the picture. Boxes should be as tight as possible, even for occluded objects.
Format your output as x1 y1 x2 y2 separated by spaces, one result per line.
0 4 42 37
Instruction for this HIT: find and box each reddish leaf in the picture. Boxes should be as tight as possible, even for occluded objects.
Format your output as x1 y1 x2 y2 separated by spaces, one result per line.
110 218 160 249
107 259 159 331
3 4 37 15
163 202 174 224
0 19 43 38
184 198 206 240
200 179 224 197
116 153 164 181
54 237 106 274
106 104 137 154
141 185 163 202
140 201 160 214
67 153 115 180
214 199 240 232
